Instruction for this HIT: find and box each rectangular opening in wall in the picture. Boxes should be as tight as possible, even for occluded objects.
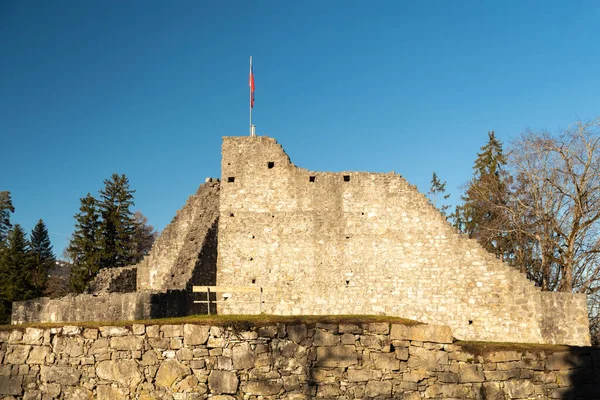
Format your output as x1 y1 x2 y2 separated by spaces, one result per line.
227 177 235 183
267 161 275 169
343 175 350 182
309 176 315 182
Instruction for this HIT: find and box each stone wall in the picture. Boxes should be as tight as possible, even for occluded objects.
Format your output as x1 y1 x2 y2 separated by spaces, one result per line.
86 266 137 294
217 136 590 346
0 321 598 399
137 180 220 291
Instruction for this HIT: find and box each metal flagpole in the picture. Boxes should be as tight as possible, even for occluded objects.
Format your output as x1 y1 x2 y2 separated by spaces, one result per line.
249 56 253 136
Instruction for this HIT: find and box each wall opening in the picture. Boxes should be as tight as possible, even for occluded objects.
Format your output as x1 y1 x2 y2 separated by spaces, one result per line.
229 212 235 217
346 280 350 285
267 161 275 169
227 177 235 183
468 320 473 325
343 175 350 182
309 176 315 182
251 278 256 284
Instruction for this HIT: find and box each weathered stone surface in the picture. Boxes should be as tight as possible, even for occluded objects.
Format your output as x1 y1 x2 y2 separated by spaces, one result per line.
26 346 51 364
22 328 44 345
99 326 130 337
485 350 522 362
390 324 453 343
242 380 283 396
459 364 485 383
232 342 255 369
367 323 390 335
97 385 128 400
316 345 358 367
313 330 339 346
208 370 238 394
6 345 31 364
155 359 191 388
183 324 209 346
160 325 183 338
62 326 81 336
96 360 143 388
0 375 22 395
547 351 586 370
62 387 93 400
370 352 399 371
110 336 144 351
504 379 535 398
287 324 307 344
40 365 81 386
347 369 370 382
365 380 392 397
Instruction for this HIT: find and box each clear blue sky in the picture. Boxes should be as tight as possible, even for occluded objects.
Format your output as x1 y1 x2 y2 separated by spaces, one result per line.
2 1 599 257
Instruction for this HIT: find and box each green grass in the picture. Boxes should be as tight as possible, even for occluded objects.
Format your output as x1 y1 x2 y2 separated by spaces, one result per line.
0 314 421 331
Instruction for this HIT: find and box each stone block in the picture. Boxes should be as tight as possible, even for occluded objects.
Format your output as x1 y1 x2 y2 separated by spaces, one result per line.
365 380 392 397
347 368 370 382
183 324 210 346
313 330 339 346
339 324 362 334
22 328 44 345
547 351 589 370
99 326 130 337
242 380 284 396
287 324 307 344
40 365 81 386
316 345 358 367
208 370 238 394
341 333 355 344
132 324 146 335
155 359 191 388
370 352 399 371
504 380 534 398
62 326 81 336
26 346 51 365
459 364 485 383
96 360 143 388
6 345 31 364
110 336 144 351
390 324 453 344
97 385 128 400
367 323 390 335
0 375 22 395
160 325 183 338
232 342 255 369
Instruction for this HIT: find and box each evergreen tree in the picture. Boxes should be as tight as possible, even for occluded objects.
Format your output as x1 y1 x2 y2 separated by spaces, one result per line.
67 194 102 292
131 211 157 263
30 219 56 296
0 225 34 323
99 174 136 269
428 172 451 216
0 191 15 243
455 131 511 258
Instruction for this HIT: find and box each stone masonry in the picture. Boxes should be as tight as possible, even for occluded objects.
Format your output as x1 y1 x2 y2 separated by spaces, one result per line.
11 135 591 347
0 321 598 399
217 136 590 346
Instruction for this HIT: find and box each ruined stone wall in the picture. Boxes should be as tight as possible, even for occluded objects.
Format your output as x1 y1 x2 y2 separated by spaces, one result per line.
217 136 590 346
86 266 137 294
137 180 220 291
1 321 598 399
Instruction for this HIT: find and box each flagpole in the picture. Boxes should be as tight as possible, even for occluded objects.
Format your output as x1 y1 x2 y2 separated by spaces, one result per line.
249 56 253 136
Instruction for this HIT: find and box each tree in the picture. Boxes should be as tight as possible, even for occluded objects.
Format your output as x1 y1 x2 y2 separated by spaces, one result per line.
0 225 34 323
30 219 56 296
99 174 136 269
428 172 451 216
455 131 511 259
0 191 15 243
67 194 102 292
131 211 157 263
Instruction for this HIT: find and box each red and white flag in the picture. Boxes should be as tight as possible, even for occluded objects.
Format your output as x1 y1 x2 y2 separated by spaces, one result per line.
249 58 255 108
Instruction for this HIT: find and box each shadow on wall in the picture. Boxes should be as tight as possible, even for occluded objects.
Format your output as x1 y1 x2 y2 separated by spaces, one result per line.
562 347 600 399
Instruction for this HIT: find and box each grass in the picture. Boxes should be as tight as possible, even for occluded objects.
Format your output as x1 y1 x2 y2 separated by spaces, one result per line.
0 314 421 332
455 340 579 356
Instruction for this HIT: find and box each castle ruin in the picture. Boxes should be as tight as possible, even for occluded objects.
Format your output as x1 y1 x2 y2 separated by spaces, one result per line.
12 136 591 346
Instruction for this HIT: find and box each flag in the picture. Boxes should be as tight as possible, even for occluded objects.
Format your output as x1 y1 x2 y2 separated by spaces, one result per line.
249 60 255 108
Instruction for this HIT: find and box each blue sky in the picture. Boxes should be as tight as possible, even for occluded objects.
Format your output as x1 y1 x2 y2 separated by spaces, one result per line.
1 1 599 257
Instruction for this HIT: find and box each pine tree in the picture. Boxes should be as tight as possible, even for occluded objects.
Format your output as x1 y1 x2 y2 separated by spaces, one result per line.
0 191 15 243
428 172 451 216
68 194 102 292
30 219 56 296
99 174 136 269
455 131 510 258
0 225 35 323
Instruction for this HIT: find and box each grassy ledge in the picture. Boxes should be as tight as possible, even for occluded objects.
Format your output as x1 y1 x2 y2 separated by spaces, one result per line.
0 314 421 332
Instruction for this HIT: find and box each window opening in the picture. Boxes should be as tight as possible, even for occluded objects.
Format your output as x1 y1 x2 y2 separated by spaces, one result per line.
309 176 315 182
343 175 350 182
267 161 275 169
227 177 235 183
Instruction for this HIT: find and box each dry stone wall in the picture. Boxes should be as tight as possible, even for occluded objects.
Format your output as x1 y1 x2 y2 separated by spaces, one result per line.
0 321 598 399
217 136 590 346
